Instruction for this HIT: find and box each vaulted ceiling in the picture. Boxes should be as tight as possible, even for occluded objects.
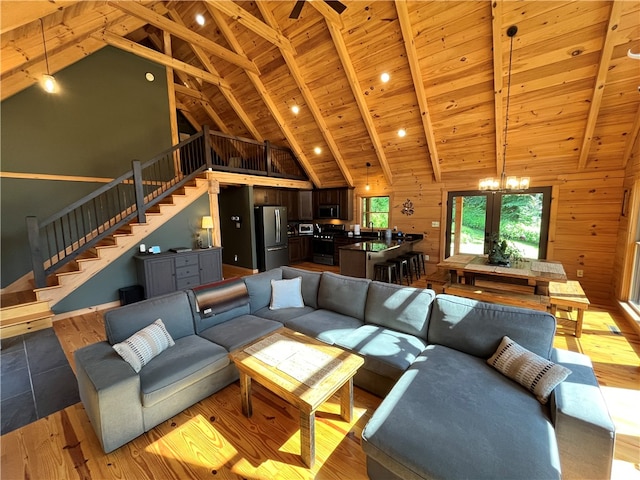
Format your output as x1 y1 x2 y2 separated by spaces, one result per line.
2 1 639 189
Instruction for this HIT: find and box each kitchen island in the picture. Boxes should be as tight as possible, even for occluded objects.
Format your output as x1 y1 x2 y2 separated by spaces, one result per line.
339 236 422 280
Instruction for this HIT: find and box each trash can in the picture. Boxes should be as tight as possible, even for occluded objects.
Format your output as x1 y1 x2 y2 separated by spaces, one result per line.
119 285 144 306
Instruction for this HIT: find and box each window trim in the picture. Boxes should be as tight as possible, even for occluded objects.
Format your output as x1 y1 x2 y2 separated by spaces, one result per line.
361 195 390 229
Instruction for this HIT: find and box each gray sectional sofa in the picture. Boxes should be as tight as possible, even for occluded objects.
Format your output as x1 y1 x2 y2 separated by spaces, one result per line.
74 266 615 479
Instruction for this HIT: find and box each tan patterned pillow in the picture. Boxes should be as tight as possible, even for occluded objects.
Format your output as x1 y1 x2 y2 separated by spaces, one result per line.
487 336 571 404
113 319 175 373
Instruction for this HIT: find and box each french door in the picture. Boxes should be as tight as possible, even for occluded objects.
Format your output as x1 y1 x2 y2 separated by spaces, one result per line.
445 187 552 260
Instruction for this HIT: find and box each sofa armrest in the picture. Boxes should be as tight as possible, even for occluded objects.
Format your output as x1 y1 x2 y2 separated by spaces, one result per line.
74 342 144 453
550 348 615 480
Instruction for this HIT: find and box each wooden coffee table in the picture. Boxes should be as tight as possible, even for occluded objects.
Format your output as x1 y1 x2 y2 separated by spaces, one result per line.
228 327 364 468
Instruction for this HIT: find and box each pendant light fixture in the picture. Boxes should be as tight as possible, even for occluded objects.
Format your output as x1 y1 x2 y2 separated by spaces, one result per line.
365 162 371 191
40 18 57 94
480 25 529 192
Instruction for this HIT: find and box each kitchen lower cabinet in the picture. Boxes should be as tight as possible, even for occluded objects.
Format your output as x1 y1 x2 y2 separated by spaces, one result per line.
135 248 222 298
288 236 312 263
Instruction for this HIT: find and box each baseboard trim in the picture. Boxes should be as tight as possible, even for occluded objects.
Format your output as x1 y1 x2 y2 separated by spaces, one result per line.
53 300 120 321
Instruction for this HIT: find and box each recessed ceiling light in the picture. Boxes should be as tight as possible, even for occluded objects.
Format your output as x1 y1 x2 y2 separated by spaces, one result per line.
314 147 322 155
195 14 205 26
291 105 300 115
397 128 407 137
381 72 390 83
145 72 155 82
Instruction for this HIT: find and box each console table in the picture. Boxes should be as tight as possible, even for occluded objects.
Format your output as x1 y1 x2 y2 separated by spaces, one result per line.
135 248 222 298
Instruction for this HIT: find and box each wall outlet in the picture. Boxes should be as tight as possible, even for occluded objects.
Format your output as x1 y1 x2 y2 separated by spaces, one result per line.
431 221 440 228
424 254 430 261
576 269 583 277
234 254 238 262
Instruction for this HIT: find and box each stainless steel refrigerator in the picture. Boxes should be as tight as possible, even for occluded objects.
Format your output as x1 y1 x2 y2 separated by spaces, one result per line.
255 205 289 271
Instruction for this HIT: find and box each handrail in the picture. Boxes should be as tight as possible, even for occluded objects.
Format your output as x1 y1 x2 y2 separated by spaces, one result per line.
26 127 307 288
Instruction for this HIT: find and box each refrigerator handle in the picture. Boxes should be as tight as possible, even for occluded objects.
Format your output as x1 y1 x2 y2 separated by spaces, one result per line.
275 208 281 244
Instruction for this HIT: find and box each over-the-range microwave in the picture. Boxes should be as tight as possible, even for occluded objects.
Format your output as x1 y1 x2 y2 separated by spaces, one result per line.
318 204 340 219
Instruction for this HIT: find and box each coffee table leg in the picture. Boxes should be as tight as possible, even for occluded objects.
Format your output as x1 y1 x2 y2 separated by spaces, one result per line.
339 378 354 422
300 409 315 468
239 371 252 418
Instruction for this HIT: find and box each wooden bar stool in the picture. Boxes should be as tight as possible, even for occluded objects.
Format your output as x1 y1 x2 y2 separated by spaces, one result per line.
374 262 397 284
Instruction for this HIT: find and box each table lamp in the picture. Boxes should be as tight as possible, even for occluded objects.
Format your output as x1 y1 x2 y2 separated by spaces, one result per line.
201 215 213 248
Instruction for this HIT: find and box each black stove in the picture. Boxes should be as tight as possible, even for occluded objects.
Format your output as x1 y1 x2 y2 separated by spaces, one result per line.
312 224 345 265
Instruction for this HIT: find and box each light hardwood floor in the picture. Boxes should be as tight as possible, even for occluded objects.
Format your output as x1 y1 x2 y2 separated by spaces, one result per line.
1 262 639 479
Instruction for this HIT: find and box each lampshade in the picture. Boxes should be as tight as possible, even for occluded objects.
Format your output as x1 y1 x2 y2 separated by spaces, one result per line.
201 215 213 229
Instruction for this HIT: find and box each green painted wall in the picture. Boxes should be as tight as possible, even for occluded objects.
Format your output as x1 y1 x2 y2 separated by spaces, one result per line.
1 46 172 287
53 194 210 314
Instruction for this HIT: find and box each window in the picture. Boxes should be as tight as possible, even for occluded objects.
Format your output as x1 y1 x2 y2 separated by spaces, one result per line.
362 196 389 229
629 194 640 314
445 187 552 259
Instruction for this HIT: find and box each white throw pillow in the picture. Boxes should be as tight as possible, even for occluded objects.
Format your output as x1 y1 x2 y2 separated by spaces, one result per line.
487 336 571 404
112 318 175 373
270 277 304 310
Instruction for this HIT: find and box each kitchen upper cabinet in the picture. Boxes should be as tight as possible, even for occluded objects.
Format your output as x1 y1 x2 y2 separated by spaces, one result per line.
313 188 354 221
297 190 313 220
253 187 282 206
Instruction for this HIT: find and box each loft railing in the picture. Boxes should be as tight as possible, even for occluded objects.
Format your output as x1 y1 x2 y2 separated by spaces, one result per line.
26 126 307 288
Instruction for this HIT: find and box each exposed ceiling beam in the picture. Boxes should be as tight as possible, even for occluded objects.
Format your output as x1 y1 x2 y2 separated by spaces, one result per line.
491 0 505 178
308 0 344 29
0 1 79 35
395 0 441 183
204 0 296 55
167 8 263 142
206 3 322 188
256 3 353 187
622 104 640 168
92 30 230 89
163 30 179 147
324 20 394 186
174 83 209 102
107 1 259 75
577 0 624 169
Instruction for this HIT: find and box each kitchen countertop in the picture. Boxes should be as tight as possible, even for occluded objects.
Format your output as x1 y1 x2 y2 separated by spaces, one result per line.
339 237 421 253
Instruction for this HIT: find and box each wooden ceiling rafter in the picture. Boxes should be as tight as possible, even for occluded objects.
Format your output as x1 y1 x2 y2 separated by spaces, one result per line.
205 3 323 188
308 1 344 29
107 1 259 75
622 104 640 168
166 8 264 142
395 0 441 183
163 29 179 147
204 0 296 55
0 0 80 35
323 19 394 187
256 3 354 187
491 0 505 178
577 0 624 170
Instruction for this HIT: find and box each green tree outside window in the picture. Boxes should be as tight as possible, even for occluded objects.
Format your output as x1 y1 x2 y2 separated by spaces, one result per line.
362 196 389 228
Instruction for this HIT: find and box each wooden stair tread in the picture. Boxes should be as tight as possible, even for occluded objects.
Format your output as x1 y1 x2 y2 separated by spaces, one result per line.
0 300 54 338
0 310 54 327
444 283 549 311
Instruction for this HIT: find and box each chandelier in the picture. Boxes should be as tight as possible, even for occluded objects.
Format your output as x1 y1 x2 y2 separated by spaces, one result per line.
480 25 529 192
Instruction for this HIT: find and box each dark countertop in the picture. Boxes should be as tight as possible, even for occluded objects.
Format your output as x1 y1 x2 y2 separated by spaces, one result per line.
339 238 421 253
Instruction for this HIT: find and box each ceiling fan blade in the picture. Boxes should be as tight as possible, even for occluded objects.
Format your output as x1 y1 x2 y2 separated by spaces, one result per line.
290 0 305 19
324 0 347 14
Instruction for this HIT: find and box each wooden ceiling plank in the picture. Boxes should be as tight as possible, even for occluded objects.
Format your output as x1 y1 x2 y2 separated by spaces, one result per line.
106 1 259 75
323 20 394 186
204 0 296 55
491 0 504 178
396 0 441 183
577 0 624 169
0 1 80 35
205 3 322 188
621 104 640 168
256 3 353 187
167 8 263 142
308 1 344 29
92 30 230 89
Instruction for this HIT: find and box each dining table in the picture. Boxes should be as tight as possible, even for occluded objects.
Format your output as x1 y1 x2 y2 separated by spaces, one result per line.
438 254 567 296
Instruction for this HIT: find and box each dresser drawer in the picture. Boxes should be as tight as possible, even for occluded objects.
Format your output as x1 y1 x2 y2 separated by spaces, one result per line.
175 255 198 268
175 265 199 279
176 275 200 290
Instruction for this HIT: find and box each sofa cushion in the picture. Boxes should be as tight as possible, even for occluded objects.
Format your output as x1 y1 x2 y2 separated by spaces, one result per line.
244 269 283 313
317 272 370 321
112 319 175 373
428 294 556 359
284 309 362 345
139 335 229 407
254 305 316 323
270 277 304 309
364 282 434 339
335 325 427 380
362 344 561 480
104 291 195 344
488 336 571 404
198 315 282 352
281 266 321 308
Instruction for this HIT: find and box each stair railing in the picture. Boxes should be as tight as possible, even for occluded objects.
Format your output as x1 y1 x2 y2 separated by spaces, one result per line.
26 127 308 288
